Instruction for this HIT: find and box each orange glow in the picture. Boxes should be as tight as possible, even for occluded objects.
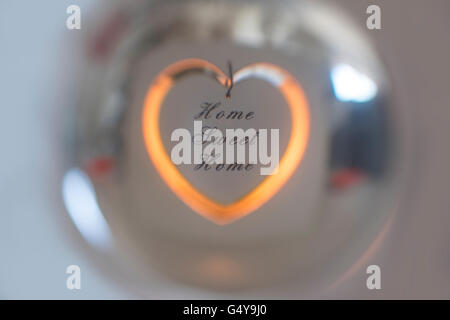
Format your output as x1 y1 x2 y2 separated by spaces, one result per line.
142 59 310 225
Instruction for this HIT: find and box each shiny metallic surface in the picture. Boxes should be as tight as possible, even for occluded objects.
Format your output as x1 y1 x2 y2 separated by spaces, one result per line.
69 0 404 292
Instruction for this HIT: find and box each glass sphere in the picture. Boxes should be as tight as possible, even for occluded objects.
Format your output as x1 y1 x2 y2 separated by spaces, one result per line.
64 0 405 294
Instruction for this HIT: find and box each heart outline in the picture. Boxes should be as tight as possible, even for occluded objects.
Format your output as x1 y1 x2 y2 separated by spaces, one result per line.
142 59 310 225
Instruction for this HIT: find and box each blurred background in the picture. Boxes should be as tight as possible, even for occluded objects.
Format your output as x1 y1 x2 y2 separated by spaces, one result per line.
1 0 450 299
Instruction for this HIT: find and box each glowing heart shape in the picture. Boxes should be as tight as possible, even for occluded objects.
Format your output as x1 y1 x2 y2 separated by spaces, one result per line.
142 59 310 225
